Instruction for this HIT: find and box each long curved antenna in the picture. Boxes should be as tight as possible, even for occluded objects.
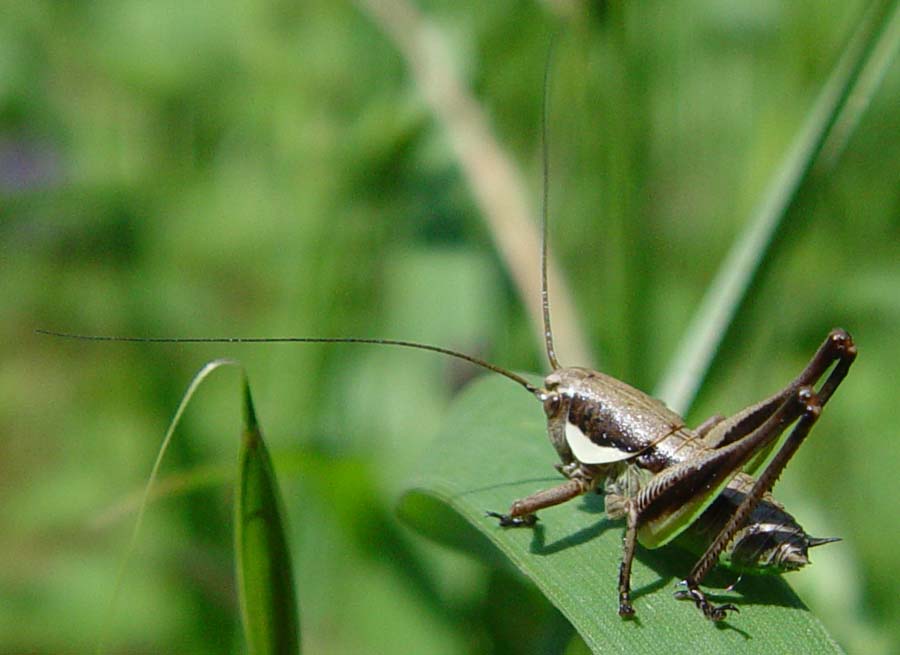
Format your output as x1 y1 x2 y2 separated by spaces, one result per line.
36 330 540 394
541 33 561 371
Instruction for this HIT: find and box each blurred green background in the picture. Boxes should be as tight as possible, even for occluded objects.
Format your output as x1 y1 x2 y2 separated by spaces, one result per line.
3 1 897 653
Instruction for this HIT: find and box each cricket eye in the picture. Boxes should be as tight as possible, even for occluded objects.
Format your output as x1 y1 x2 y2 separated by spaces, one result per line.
542 393 561 418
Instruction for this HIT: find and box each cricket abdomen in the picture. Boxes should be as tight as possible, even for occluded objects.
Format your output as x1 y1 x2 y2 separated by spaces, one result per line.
677 477 836 575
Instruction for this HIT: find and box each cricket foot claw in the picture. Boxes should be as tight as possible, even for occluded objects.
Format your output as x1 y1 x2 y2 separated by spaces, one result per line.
705 603 739 621
617 589 636 619
486 510 538 527
675 585 739 622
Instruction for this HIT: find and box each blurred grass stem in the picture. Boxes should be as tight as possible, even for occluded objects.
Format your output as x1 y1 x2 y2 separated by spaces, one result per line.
655 0 899 415
358 0 594 369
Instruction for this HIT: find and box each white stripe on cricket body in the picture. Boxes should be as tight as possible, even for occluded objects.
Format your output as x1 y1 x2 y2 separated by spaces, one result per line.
564 419 638 464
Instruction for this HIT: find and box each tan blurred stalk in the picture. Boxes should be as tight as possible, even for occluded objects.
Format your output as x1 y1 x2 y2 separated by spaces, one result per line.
358 0 595 369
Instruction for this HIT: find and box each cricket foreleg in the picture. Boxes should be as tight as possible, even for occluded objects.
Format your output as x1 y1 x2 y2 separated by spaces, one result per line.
677 387 823 621
488 476 596 527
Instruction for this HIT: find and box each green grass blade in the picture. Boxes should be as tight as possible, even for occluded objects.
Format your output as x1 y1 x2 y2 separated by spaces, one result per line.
96 359 239 654
655 0 899 415
235 376 300 655
400 376 844 654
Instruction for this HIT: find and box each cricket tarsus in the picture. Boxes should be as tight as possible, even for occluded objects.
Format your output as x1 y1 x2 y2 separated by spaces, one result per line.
485 511 537 528
674 586 739 621
618 587 636 619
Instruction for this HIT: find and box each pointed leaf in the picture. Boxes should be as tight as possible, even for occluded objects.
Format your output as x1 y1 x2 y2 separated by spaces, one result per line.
235 376 300 655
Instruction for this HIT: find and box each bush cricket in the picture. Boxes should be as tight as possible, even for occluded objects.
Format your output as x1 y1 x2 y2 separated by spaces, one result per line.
38 237 855 623
37 52 857 626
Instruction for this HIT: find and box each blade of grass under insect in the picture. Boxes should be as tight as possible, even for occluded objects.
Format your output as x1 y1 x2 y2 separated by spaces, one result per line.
655 0 899 415
400 376 844 655
95 359 239 654
235 376 300 655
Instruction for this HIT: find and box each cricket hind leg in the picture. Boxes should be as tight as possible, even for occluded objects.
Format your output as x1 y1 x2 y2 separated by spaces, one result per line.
619 332 856 619
676 387 823 619
678 332 856 620
702 328 856 450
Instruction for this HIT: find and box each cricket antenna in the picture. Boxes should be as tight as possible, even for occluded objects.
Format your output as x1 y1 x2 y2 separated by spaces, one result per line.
35 330 540 395
540 33 561 371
